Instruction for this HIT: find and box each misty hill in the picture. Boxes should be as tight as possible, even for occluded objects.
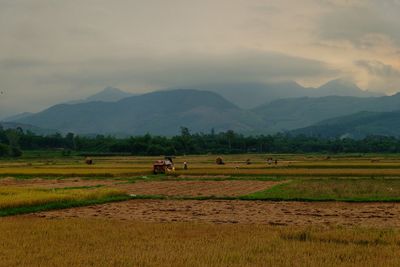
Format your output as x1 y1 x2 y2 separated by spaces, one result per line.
253 93 400 133
69 87 135 104
2 112 34 122
291 110 400 139
193 81 308 109
16 89 264 136
192 79 382 109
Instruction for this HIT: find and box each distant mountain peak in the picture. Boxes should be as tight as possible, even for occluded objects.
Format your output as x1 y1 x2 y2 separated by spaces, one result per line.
319 79 359 90
101 86 123 93
85 87 134 102
316 79 382 97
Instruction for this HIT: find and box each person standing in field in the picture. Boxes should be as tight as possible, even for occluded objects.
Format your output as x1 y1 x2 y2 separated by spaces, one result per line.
183 161 188 170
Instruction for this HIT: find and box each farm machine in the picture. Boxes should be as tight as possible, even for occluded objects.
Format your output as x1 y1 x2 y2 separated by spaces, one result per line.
153 156 175 174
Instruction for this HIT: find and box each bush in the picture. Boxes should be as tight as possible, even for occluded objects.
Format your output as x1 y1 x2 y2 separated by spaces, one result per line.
146 144 166 156
0 144 10 157
10 147 22 157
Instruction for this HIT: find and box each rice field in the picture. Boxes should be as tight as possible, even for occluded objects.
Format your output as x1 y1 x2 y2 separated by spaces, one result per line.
0 187 124 210
2 153 400 266
246 178 400 201
1 218 400 267
3 154 400 177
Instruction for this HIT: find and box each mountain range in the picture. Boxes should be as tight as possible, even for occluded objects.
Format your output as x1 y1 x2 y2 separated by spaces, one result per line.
14 90 264 136
3 80 400 137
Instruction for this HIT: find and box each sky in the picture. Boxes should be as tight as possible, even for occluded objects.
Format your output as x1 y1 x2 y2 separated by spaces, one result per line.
1 0 400 117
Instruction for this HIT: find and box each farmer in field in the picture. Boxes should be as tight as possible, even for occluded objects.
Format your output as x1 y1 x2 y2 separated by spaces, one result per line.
183 161 188 170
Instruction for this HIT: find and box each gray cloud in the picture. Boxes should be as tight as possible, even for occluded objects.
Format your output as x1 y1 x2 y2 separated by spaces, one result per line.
355 59 400 93
317 1 400 47
355 60 400 77
0 50 337 117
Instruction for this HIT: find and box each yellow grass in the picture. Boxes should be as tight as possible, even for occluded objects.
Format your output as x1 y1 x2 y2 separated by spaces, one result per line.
0 187 124 209
0 218 399 267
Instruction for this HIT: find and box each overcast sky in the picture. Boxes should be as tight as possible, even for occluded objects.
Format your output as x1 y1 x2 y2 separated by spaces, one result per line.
1 0 400 117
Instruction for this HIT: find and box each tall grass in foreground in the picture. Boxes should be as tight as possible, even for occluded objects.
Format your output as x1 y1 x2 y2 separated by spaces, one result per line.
0 187 124 210
0 218 400 267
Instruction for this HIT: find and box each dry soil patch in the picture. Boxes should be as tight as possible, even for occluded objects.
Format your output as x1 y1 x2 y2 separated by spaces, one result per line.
30 200 400 228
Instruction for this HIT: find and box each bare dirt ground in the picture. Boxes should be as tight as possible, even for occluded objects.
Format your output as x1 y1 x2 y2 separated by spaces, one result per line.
0 177 279 197
30 200 400 228
119 180 280 197
0 177 116 188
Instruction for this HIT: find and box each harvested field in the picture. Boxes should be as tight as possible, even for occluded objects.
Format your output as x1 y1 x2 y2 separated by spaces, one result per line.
119 180 281 197
30 199 400 228
0 177 117 189
0 178 281 197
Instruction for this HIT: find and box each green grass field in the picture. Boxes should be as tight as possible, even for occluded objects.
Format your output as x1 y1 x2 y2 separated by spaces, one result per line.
245 178 400 201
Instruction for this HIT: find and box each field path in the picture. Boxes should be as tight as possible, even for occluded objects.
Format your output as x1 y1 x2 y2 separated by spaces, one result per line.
29 200 400 228
0 177 116 188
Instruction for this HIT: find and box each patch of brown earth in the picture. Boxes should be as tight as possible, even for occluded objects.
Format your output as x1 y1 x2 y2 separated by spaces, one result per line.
118 180 280 197
30 200 400 228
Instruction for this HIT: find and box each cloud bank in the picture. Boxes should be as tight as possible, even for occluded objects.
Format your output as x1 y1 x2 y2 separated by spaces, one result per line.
0 0 399 117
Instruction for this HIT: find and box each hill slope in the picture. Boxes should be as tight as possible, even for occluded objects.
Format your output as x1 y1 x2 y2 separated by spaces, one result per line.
2 112 34 122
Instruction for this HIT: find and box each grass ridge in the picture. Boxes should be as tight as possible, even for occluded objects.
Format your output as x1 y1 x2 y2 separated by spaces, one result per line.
0 194 130 217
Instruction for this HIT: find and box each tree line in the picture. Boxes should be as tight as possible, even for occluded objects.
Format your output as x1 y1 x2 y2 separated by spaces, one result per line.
2 126 400 157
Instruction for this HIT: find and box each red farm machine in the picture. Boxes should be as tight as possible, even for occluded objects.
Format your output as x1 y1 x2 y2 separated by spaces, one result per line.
153 156 175 174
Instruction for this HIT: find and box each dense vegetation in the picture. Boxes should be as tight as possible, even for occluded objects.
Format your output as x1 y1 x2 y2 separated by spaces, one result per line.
3 125 400 157
0 127 22 157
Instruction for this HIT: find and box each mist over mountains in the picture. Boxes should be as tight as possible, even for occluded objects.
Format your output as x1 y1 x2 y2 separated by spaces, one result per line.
190 79 382 109
2 79 399 138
